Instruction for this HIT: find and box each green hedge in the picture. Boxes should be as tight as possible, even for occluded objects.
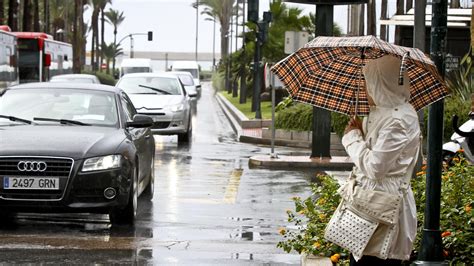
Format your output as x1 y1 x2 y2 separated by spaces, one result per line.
274 103 350 136
82 70 116 86
275 97 471 141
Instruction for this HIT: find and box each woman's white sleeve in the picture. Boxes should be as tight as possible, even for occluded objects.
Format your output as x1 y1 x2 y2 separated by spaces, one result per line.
342 119 409 180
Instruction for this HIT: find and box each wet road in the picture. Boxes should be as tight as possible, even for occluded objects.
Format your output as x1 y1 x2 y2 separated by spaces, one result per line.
0 83 342 265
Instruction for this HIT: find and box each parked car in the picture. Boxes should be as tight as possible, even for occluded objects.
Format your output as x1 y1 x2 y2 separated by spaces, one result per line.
0 82 155 225
167 71 200 98
50 74 101 84
119 58 153 78
116 72 192 143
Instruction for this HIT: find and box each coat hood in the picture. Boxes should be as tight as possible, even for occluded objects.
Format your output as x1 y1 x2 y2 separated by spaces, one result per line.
363 55 410 108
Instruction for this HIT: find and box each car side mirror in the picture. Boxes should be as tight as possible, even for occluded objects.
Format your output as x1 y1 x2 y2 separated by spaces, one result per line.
126 114 153 128
195 84 201 89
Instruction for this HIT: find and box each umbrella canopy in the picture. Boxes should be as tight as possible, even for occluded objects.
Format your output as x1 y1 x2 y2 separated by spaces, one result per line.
271 35 449 116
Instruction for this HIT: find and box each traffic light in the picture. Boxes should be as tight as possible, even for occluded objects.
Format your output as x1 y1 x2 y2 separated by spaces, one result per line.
248 0 259 23
147 31 153 41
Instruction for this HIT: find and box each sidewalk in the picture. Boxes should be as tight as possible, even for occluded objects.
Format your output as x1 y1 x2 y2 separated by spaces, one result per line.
215 93 354 170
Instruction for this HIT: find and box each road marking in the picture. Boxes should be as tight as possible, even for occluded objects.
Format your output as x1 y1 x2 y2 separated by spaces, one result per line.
223 168 243 204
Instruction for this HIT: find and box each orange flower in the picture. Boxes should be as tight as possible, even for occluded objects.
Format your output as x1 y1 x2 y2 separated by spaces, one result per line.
416 171 425 176
330 254 340 263
421 165 427 171
443 250 449 257
441 231 451 238
457 149 464 153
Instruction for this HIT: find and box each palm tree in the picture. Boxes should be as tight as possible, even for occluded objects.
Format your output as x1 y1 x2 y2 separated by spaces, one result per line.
0 0 5 25
33 0 40 32
195 0 234 60
101 42 123 74
99 0 111 69
90 0 102 71
367 0 376 36
105 8 125 73
8 0 19 31
22 0 33 31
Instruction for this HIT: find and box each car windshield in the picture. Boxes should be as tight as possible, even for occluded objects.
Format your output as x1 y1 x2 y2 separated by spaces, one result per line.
0 88 119 127
117 76 182 95
177 74 194 86
173 68 198 78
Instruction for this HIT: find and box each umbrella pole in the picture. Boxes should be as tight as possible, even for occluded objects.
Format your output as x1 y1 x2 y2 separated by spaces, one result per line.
354 48 366 118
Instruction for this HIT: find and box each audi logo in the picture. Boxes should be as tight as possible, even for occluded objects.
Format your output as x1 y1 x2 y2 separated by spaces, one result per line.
17 161 48 172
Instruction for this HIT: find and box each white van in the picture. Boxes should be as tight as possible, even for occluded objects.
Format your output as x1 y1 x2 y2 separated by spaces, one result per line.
171 61 200 86
119 58 153 77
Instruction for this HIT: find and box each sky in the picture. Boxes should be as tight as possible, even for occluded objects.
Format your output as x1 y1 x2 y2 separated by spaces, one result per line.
86 0 402 55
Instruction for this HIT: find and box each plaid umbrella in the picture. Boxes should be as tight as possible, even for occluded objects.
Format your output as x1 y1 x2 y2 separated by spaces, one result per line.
271 35 449 116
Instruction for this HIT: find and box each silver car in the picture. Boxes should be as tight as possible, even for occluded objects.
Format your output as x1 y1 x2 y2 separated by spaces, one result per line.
116 73 192 143
167 71 201 98
50 74 101 84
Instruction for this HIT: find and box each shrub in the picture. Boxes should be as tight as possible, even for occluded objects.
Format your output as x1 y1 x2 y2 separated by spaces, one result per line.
275 103 313 131
412 154 474 264
274 101 350 136
211 71 225 92
82 70 116 86
423 96 471 142
278 174 349 264
279 155 473 265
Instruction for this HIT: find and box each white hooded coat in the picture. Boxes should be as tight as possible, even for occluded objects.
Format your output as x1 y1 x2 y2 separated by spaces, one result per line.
341 55 420 261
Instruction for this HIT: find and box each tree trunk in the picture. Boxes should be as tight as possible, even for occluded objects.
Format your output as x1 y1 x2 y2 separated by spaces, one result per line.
73 0 81 73
380 0 388 41
33 0 40 31
8 0 18 31
91 8 99 71
395 0 404 44
80 1 86 67
22 0 32 31
43 0 49 34
100 7 105 70
367 0 376 36
0 0 4 25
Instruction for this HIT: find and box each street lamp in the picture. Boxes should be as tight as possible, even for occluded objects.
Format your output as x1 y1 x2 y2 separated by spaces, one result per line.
117 31 153 58
192 1 199 61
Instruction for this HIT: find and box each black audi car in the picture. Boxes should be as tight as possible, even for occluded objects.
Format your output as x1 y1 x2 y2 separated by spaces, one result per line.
0 83 155 225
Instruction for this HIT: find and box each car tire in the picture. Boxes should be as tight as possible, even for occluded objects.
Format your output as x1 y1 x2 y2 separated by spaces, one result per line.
110 167 138 225
142 155 154 200
178 119 192 143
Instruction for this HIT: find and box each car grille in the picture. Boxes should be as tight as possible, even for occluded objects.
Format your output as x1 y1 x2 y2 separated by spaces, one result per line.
152 122 170 129
0 157 73 200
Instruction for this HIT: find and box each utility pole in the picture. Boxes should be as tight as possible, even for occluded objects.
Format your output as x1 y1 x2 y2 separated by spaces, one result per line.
416 0 448 264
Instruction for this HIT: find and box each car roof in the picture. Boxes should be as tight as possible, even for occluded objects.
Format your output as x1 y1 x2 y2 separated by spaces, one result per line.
7 82 121 94
119 72 180 79
50 74 98 79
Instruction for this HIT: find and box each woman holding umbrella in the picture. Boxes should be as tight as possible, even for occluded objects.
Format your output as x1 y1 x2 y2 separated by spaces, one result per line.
342 55 420 265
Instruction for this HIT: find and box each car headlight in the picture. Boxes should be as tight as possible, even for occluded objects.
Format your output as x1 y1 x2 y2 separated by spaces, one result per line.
170 103 184 112
82 155 122 172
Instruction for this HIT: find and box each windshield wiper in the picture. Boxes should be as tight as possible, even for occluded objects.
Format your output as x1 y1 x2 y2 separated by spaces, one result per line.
33 117 91 126
138 84 172 95
0 115 33 124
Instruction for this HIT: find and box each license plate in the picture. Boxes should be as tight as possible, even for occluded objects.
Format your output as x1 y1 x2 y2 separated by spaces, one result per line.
3 177 59 190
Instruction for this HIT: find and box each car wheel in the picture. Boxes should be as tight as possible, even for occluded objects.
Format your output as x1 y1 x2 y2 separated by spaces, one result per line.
178 119 192 143
142 155 155 200
110 167 138 225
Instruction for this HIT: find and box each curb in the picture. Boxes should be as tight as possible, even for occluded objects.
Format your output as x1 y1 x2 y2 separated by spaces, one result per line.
249 155 354 171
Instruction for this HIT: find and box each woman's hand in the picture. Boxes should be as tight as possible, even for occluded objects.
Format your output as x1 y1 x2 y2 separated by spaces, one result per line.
344 116 363 135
